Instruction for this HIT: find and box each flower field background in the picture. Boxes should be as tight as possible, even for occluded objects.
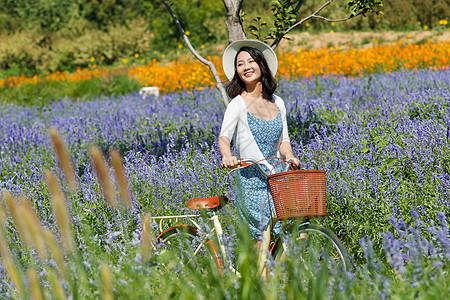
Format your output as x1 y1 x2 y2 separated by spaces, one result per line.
0 39 448 105
0 48 449 298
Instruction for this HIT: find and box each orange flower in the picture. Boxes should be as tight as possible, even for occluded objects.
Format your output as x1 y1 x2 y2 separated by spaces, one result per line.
0 41 448 91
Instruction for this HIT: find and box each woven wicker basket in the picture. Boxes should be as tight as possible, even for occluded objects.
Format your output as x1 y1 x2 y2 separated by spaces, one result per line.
267 170 326 221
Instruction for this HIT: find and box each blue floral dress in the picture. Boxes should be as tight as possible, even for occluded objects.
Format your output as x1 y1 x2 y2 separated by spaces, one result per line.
235 110 283 239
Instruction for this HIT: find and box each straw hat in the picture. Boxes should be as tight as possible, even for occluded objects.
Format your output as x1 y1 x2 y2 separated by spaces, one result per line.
222 39 278 81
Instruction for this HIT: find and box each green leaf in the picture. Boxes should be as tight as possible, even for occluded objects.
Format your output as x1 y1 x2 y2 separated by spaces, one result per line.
385 157 398 167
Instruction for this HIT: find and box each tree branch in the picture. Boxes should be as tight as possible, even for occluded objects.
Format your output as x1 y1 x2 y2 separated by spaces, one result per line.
272 0 366 48
162 0 229 107
271 0 305 49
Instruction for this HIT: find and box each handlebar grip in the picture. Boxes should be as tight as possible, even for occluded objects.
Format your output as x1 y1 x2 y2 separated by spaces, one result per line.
288 159 300 170
239 159 251 168
221 158 250 169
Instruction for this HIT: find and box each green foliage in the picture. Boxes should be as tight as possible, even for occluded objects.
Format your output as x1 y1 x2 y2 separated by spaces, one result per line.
269 0 299 38
0 0 146 33
245 0 385 42
0 74 143 106
0 19 152 74
0 0 448 78
347 0 383 16
244 0 300 43
148 0 227 51
248 17 271 42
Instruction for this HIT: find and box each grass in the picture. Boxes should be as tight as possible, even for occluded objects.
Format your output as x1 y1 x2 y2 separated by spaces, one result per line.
1 69 449 297
0 74 143 106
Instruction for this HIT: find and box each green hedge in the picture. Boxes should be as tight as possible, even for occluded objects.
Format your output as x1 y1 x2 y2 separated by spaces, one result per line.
0 0 448 77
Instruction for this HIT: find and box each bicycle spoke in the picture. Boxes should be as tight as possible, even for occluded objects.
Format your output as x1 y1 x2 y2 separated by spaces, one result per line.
275 224 349 277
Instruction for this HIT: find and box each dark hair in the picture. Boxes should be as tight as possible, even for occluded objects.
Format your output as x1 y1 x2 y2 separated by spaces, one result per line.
225 46 277 102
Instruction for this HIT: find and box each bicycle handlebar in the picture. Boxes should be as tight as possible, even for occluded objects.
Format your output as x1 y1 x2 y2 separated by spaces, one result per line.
223 157 299 178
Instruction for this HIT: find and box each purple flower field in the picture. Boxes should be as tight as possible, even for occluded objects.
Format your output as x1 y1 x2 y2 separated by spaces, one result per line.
0 68 449 297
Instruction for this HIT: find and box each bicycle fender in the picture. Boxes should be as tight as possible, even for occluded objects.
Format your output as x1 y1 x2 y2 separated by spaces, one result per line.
156 225 198 241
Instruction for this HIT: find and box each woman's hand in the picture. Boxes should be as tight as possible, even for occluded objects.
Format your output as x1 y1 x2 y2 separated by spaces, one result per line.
280 141 299 168
219 136 239 169
221 155 239 169
286 156 300 169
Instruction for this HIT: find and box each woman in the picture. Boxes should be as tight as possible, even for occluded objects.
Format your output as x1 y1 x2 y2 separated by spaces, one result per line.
219 39 299 240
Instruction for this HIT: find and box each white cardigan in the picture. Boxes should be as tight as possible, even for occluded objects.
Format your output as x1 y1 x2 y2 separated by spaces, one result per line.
219 95 290 173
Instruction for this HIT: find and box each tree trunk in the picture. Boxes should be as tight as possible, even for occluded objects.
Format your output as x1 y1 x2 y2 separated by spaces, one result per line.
222 0 246 43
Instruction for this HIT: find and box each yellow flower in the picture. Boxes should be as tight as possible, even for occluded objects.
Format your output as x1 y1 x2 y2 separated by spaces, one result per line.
443 20 448 25
100 56 105 61
423 25 429 30
305 23 310 27
161 54 166 58
90 57 95 62
178 44 183 49
330 30 334 33
407 34 411 39
297 49 301 53
374 39 378 44
185 31 190 36
122 58 129 63
135 53 139 58
201 45 205 49
331 22 335 26
418 21 421 25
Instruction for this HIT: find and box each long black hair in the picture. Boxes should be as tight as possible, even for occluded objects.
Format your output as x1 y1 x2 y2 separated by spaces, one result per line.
225 46 277 102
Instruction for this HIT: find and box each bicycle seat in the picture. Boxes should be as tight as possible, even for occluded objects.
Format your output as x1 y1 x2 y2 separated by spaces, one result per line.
187 195 229 210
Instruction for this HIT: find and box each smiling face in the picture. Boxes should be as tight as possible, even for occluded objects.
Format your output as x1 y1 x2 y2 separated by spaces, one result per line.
235 51 262 87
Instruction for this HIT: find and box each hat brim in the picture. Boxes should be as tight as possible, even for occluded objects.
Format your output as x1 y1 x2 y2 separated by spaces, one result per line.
222 39 278 81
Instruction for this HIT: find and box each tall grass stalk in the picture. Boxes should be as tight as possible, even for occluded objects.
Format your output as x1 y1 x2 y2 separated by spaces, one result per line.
19 196 47 258
49 127 77 191
27 268 44 300
47 268 66 300
89 146 117 208
43 228 68 280
110 148 132 209
0 232 25 298
44 169 74 252
0 198 6 226
3 191 33 248
141 212 153 263
101 263 114 300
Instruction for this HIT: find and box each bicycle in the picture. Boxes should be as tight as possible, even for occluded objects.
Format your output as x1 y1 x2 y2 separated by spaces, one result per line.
153 158 349 276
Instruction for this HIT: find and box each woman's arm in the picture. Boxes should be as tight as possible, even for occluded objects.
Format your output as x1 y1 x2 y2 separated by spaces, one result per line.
219 99 240 169
219 136 239 168
276 97 299 167
279 141 299 166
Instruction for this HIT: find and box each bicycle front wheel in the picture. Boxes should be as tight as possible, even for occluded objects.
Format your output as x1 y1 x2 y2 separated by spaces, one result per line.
272 223 349 274
157 226 221 271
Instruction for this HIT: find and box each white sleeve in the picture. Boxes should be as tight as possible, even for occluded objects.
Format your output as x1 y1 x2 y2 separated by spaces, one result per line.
219 100 239 141
278 97 290 142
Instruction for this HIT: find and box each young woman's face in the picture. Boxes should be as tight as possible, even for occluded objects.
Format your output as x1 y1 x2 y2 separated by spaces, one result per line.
236 51 261 86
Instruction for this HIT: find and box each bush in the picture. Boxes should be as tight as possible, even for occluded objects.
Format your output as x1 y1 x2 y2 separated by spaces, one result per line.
50 19 153 69
0 19 153 73
243 0 449 32
148 0 227 51
0 30 48 74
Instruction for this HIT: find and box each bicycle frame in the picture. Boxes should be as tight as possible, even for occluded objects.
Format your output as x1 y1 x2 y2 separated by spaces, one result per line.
154 158 349 275
154 158 295 275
